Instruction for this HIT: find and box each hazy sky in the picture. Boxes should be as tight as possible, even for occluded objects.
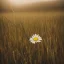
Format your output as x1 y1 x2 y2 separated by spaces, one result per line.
0 0 64 12
8 0 57 5
1 0 57 7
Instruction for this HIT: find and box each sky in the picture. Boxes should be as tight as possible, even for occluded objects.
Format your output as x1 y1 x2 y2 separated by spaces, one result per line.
0 0 64 12
8 0 57 5
1 0 57 6
1 0 62 6
0 0 58 9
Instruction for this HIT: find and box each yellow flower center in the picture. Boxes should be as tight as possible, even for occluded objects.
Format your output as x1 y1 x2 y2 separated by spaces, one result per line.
33 37 38 41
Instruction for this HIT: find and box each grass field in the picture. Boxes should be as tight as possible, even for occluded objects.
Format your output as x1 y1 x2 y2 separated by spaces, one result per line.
0 11 64 64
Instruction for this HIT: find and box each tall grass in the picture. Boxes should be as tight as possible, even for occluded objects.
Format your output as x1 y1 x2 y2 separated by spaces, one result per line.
0 12 64 64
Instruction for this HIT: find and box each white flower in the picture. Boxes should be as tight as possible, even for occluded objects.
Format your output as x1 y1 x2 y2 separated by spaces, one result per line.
29 34 42 44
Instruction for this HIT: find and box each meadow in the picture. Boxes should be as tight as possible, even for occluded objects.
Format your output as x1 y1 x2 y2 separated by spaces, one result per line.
0 11 64 64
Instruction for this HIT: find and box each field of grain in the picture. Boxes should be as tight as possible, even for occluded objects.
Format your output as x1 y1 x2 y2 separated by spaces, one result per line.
0 11 64 64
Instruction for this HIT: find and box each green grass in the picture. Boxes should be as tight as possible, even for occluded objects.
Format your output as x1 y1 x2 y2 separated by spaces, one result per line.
0 11 64 64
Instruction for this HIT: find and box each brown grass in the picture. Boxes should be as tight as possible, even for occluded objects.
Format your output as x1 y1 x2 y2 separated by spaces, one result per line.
0 11 64 64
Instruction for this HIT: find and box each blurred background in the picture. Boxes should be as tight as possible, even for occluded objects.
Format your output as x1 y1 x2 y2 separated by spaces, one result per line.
0 0 64 12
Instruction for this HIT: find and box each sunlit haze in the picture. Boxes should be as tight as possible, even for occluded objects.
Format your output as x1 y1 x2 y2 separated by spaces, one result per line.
8 0 57 6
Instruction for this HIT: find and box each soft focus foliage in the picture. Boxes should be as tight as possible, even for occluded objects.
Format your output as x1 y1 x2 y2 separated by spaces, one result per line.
0 12 64 64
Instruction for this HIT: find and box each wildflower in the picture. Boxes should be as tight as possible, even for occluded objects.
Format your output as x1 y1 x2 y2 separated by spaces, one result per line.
29 34 42 44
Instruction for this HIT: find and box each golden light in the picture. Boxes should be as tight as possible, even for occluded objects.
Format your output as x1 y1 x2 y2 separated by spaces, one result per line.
8 0 56 7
